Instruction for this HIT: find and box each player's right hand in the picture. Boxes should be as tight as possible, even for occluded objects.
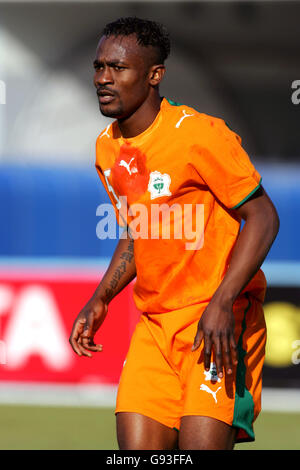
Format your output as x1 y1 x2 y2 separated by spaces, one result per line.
69 296 108 358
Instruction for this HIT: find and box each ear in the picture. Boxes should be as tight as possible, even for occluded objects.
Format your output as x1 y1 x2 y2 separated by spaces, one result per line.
149 65 166 87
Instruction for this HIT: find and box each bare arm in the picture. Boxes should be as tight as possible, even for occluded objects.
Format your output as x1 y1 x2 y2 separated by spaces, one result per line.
192 186 280 377
69 232 136 357
213 186 279 303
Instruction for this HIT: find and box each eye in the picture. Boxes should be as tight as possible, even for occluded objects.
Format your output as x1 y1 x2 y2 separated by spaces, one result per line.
114 65 125 71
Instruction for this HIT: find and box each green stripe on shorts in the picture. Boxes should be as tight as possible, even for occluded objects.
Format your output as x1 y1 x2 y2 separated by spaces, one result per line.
232 294 255 441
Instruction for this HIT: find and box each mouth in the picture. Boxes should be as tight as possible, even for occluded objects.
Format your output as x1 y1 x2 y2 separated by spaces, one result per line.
97 89 116 105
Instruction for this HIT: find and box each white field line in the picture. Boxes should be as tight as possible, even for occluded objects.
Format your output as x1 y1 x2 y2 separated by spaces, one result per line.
261 388 300 413
0 382 117 408
0 383 299 412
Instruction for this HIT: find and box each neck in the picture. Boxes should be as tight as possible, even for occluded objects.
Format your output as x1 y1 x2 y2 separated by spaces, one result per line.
118 93 163 138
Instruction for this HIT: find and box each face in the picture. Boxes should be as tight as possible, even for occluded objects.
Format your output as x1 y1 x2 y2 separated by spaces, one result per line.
93 34 163 119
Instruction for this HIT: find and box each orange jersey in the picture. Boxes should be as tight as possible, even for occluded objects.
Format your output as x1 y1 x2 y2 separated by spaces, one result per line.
95 98 266 313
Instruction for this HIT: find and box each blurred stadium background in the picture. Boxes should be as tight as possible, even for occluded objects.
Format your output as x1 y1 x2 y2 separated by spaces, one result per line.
0 0 299 450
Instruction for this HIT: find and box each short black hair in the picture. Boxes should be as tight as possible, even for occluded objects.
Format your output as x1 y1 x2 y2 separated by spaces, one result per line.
102 17 171 64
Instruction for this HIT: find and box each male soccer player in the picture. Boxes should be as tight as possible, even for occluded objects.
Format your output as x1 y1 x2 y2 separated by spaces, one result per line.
69 17 279 450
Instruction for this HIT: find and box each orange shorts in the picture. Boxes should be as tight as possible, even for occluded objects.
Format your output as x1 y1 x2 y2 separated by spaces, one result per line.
115 293 266 443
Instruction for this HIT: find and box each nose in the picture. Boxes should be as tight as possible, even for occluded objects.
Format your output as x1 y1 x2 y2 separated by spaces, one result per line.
94 65 113 87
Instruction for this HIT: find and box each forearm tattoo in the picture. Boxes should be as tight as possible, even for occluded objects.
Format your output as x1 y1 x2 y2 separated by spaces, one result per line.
105 239 134 301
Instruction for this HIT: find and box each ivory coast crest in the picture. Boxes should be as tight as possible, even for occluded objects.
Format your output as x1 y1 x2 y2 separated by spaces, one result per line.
148 171 172 200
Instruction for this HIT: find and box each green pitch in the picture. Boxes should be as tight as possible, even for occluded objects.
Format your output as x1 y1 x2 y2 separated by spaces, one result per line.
0 405 298 450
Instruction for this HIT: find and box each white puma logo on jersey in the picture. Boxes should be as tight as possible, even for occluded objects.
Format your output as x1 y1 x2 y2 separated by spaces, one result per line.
175 110 194 128
200 384 222 403
99 124 111 139
119 157 138 175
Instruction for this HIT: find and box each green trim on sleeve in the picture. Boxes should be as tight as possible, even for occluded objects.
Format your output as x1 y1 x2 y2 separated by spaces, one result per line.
231 177 262 210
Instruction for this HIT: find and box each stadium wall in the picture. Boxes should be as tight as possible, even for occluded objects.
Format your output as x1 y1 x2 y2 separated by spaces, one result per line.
0 162 299 260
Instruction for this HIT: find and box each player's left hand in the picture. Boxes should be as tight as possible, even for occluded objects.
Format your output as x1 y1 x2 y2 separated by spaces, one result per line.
191 299 238 379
